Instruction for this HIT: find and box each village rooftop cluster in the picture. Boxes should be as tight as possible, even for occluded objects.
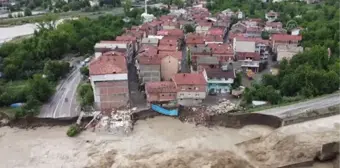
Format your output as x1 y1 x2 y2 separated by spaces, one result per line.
88 2 303 112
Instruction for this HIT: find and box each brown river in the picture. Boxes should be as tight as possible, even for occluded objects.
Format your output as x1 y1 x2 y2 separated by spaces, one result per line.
0 115 339 168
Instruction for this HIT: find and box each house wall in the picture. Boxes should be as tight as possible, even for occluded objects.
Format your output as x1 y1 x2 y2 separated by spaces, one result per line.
177 84 207 100
208 79 234 93
196 26 210 34
147 92 177 102
177 98 203 106
93 80 129 110
139 64 161 83
161 56 180 81
245 32 261 38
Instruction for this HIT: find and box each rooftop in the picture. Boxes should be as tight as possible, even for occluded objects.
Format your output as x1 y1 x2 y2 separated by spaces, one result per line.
172 73 207 85
138 56 161 65
158 51 182 60
272 34 302 41
145 81 177 93
207 27 224 36
158 44 178 51
206 68 235 79
208 43 234 54
89 55 127 75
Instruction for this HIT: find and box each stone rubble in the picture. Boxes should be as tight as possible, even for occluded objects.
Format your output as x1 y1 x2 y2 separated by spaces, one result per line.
207 99 236 114
95 109 133 135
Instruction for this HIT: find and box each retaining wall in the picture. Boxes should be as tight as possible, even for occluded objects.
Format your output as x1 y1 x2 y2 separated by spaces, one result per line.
209 113 283 129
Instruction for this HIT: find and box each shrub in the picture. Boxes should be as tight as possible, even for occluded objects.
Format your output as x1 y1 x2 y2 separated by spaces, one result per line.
67 124 81 137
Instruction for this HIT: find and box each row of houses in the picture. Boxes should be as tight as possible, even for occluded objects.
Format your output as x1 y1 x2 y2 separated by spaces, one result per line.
88 3 304 110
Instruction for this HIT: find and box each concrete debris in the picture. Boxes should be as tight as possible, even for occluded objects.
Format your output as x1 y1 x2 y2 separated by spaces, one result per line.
208 100 236 114
95 109 133 135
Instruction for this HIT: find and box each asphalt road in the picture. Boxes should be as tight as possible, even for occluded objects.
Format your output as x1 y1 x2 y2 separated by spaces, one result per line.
256 92 340 118
38 66 81 118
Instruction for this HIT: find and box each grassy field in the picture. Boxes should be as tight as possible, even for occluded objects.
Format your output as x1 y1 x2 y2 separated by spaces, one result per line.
0 8 123 26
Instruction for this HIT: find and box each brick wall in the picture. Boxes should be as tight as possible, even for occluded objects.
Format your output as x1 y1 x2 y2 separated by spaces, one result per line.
95 81 129 110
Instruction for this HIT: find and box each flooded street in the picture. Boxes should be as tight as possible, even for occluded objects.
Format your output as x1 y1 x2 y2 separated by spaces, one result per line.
0 115 339 168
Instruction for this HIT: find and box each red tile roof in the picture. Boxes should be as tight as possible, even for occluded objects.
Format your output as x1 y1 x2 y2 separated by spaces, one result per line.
158 51 182 60
138 45 158 55
172 73 207 85
271 34 302 42
246 27 262 33
116 35 137 42
235 37 270 45
102 51 126 57
237 52 261 61
158 44 177 51
138 56 161 65
159 38 178 46
157 29 184 38
204 35 223 43
208 43 233 54
89 55 127 75
159 15 175 22
145 81 177 93
186 36 205 45
207 27 224 36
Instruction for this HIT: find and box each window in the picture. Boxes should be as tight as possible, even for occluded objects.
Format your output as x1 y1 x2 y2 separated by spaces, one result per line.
195 87 199 90
162 94 164 96
188 87 192 90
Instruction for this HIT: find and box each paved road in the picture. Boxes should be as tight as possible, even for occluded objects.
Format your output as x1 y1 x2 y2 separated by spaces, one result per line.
38 66 81 118
256 92 340 118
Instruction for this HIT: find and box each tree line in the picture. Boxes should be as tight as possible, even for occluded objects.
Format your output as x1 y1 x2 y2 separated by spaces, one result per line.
208 0 340 105
0 7 169 117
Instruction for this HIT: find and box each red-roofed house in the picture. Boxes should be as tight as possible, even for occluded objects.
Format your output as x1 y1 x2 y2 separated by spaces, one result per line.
271 34 302 51
136 56 161 84
162 21 180 30
172 73 207 106
94 41 134 63
145 81 177 103
116 35 138 52
204 34 223 44
158 51 182 81
236 52 261 72
207 27 224 37
196 21 213 34
235 36 270 53
245 27 262 38
208 43 234 62
159 38 180 51
89 55 129 110
185 34 205 47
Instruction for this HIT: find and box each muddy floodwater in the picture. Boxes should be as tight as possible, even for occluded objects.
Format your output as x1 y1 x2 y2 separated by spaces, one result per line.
0 115 339 168
0 117 272 168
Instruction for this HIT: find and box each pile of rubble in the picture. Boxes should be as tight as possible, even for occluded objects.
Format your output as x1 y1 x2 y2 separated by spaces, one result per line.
207 99 236 114
95 109 133 135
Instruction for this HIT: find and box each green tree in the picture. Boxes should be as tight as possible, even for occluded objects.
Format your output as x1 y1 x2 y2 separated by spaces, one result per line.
232 73 242 89
173 0 184 8
43 60 70 81
184 24 195 33
80 67 89 77
261 31 269 40
62 4 70 12
77 83 94 108
123 0 132 15
28 74 54 102
24 8 32 16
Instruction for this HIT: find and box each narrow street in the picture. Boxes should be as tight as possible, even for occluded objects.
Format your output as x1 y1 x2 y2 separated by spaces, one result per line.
38 65 81 118
256 92 340 118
